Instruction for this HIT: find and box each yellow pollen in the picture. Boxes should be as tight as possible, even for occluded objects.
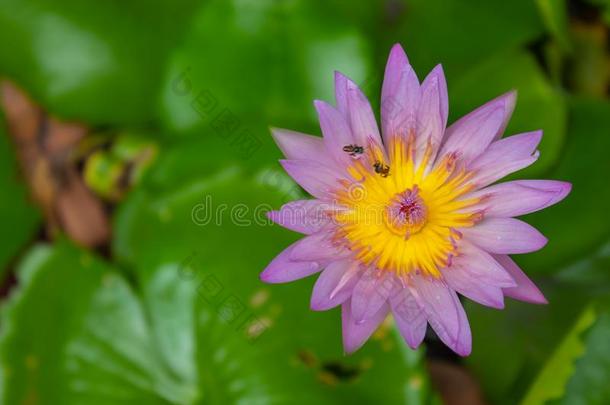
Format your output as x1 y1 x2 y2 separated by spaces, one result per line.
332 137 481 278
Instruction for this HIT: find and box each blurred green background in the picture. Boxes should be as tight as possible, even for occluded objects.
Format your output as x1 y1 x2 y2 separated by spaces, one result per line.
0 0 609 404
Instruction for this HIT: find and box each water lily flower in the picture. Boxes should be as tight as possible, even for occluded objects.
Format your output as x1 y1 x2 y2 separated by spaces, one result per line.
261 44 571 356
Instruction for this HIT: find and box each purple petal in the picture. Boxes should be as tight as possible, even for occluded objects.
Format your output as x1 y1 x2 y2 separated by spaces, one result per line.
280 159 343 199
267 200 346 235
410 277 472 356
494 254 548 304
381 55 420 145
443 266 506 309
469 131 542 187
439 92 515 165
461 218 548 254
314 100 354 165
389 288 427 349
493 90 517 141
467 180 572 217
382 44 410 101
271 128 334 165
289 231 349 262
342 299 390 354
260 241 322 283
311 260 359 311
452 240 516 288
342 74 383 148
416 65 448 163
334 71 349 118
351 270 398 324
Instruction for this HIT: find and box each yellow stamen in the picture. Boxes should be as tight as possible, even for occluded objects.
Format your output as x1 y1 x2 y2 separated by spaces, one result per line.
331 136 480 278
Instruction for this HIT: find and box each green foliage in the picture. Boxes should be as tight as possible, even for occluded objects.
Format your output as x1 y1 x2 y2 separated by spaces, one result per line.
0 115 40 275
514 302 610 405
551 309 610 405
159 0 373 132
535 0 572 51
521 305 596 405
0 0 200 125
397 0 545 79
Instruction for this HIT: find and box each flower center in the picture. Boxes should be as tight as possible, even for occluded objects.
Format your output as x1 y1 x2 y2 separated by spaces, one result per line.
331 137 482 277
385 186 428 237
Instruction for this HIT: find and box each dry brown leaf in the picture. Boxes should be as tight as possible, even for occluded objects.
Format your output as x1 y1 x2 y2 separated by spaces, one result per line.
0 80 110 248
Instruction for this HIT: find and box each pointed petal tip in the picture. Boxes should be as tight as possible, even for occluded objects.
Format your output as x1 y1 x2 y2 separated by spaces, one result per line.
260 261 320 284
494 254 550 304
404 333 425 350
343 346 356 356
269 128 294 153
486 297 506 310
537 234 549 250
452 331 473 357
384 44 410 76
406 342 421 350
454 343 472 357
522 231 548 253
530 129 543 142
269 127 282 142
556 181 573 201
261 243 322 284
313 99 339 118
259 269 275 284
498 90 517 109
429 63 445 75
259 265 286 284
486 90 517 110
508 286 548 305
506 290 548 305
334 70 348 82
334 70 351 92
266 210 278 222
389 43 408 60
342 337 363 355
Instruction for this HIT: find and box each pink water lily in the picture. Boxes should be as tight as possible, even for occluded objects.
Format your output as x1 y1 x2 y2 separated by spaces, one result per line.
260 44 571 356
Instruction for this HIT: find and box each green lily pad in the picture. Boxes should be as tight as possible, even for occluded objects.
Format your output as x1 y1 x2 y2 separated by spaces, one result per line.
159 0 373 137
548 308 610 405
0 0 200 125
521 305 596 405
0 242 115 404
0 238 433 404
